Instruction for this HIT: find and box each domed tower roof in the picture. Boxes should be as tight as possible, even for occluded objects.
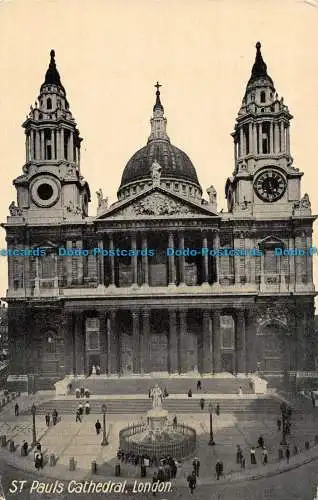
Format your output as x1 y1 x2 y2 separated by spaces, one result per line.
118 83 202 200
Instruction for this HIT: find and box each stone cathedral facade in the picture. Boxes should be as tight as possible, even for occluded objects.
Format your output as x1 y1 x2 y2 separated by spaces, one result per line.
2 44 316 388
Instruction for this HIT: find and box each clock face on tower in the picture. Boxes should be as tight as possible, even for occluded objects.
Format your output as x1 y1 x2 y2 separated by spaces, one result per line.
253 169 287 202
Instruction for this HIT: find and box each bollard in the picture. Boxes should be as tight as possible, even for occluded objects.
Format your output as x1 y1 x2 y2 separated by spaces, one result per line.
115 463 121 477
9 440 15 452
49 454 56 466
0 435 6 447
305 441 310 450
91 460 97 474
69 457 76 471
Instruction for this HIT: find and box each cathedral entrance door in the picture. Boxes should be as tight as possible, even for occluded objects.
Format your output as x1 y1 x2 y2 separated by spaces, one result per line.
120 333 133 375
149 334 168 372
221 353 234 373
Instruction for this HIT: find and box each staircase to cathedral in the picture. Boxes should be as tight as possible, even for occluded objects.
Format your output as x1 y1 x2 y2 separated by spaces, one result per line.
21 396 288 418
70 376 253 395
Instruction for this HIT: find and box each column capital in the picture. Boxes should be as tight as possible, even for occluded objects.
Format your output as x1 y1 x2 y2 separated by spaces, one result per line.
202 310 210 320
132 311 139 319
142 309 150 319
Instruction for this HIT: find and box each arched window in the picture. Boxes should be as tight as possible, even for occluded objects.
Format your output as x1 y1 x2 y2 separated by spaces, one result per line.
47 98 52 110
260 91 266 103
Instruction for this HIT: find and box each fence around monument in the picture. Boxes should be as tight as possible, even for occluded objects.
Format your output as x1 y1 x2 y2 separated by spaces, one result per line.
119 422 196 460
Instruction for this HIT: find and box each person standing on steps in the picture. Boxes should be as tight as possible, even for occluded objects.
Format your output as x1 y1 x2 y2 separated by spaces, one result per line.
197 380 202 391
14 403 19 416
192 457 200 477
95 419 101 435
250 446 256 465
45 413 50 427
187 471 196 494
200 398 205 410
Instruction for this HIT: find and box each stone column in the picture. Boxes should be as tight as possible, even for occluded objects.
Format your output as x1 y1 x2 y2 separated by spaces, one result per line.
202 310 213 373
132 311 140 373
64 311 75 374
179 310 187 373
286 126 290 154
74 312 84 374
246 308 256 373
274 123 279 153
35 130 40 160
142 233 149 285
213 230 220 284
169 309 178 374
131 233 138 286
253 123 258 154
306 233 313 284
110 310 120 374
212 310 221 373
258 123 263 154
202 233 209 284
260 252 265 286
236 310 247 374
66 240 73 286
295 233 303 285
248 123 253 155
60 128 64 160
142 310 150 373
288 236 295 288
233 233 241 285
178 232 185 285
97 240 104 285
106 314 111 374
40 130 45 160
239 127 244 157
109 234 115 286
51 129 55 160
68 132 74 162
99 312 107 374
234 140 238 166
29 130 34 160
280 122 285 152
269 122 274 153
76 239 83 285
168 232 176 285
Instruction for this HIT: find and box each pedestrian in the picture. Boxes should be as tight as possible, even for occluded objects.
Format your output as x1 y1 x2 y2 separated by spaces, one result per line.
215 460 223 480
277 418 281 431
95 419 101 434
200 398 205 410
240 454 245 468
236 445 242 464
257 435 264 449
78 402 83 416
157 466 165 482
85 401 90 415
238 386 243 396
216 403 220 416
14 403 19 416
52 409 58 425
188 389 192 397
75 409 81 422
286 421 291 435
173 416 177 429
45 413 50 427
163 387 169 398
197 380 202 391
262 447 268 465
192 457 200 477
34 449 43 469
187 471 196 494
250 446 257 465
285 447 290 464
152 471 159 496
311 391 316 408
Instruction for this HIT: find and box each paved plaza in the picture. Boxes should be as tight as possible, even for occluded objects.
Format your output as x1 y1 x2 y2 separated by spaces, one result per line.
1 393 318 485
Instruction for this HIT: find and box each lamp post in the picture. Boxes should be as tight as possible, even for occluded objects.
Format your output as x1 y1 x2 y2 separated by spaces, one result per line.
280 403 287 446
31 403 37 447
101 403 108 446
208 402 215 446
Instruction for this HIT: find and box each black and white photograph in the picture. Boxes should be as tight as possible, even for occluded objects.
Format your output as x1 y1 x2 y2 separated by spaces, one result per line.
0 0 318 499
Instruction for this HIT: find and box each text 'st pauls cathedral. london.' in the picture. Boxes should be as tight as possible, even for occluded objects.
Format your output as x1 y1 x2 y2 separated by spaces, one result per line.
2 43 316 388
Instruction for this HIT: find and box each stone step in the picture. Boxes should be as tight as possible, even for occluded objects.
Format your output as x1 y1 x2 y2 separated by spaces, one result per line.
71 377 253 395
22 397 287 416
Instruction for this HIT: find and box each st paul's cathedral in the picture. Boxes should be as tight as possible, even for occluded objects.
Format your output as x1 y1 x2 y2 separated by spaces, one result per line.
2 43 316 388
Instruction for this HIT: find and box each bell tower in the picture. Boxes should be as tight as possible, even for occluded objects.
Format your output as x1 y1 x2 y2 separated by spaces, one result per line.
225 42 308 217
12 50 90 222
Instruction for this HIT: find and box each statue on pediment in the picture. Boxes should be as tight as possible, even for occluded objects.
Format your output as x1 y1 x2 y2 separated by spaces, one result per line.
96 188 108 212
150 160 162 184
206 185 217 208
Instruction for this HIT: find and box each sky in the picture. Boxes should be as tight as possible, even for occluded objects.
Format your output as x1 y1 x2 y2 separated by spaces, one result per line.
0 0 318 299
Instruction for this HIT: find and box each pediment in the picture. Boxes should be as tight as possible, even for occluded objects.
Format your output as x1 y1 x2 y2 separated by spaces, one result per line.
96 186 217 219
258 235 285 248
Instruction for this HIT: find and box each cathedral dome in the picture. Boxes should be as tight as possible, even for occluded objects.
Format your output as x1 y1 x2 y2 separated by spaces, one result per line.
117 83 202 200
120 141 200 188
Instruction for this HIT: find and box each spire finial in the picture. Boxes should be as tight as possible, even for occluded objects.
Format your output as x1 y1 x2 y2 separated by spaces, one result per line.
256 41 261 51
50 49 55 59
42 48 64 90
153 81 164 113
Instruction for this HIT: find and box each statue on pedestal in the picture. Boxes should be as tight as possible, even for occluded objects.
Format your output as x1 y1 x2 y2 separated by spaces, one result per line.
96 188 108 212
150 384 163 410
150 160 162 185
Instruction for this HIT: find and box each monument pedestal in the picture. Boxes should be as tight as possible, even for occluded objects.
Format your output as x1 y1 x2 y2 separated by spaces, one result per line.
146 408 168 432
